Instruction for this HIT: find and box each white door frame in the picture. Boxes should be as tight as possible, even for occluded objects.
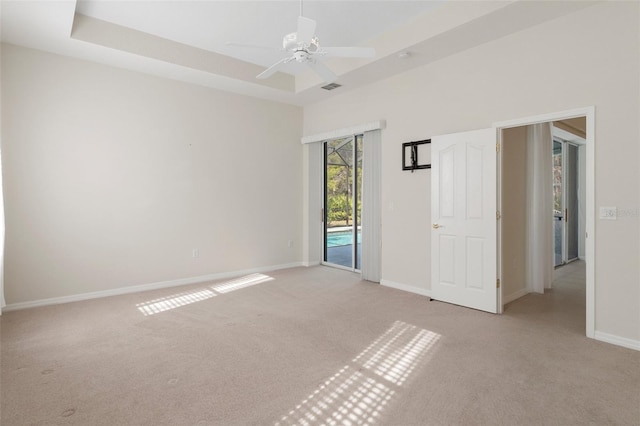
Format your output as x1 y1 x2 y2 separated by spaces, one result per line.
494 106 595 339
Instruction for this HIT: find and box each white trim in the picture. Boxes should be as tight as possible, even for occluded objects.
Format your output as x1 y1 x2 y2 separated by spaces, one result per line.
302 261 321 267
493 107 592 129
321 261 357 273
503 288 529 305
594 331 640 352
3 262 302 312
381 279 432 298
301 120 386 144
494 106 595 339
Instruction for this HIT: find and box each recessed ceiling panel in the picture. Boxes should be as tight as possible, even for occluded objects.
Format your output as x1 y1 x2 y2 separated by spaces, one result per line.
75 1 445 74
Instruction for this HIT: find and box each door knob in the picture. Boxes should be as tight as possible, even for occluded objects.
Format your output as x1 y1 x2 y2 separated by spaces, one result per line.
432 223 442 229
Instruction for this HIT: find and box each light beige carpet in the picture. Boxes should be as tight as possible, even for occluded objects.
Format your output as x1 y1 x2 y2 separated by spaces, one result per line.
1 261 639 425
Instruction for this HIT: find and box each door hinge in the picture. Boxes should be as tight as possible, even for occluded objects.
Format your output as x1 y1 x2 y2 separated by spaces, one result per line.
321 208 324 223
497 279 500 288
496 211 501 220
496 143 500 153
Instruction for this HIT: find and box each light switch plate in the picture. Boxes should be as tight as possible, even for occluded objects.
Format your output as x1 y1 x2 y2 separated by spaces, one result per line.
599 206 617 220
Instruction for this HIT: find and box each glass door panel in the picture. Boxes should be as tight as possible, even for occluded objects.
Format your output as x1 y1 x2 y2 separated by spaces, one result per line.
554 139 580 267
355 135 363 270
324 137 355 269
566 143 579 261
553 140 563 267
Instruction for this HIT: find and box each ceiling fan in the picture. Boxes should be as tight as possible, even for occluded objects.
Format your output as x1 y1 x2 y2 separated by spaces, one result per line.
227 4 376 83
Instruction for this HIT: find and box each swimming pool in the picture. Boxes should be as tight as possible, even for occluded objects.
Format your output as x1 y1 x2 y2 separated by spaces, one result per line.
327 230 361 247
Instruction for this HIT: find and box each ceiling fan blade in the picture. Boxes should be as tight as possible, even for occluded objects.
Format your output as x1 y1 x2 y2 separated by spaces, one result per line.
320 47 376 58
256 57 291 79
225 42 281 51
307 60 337 83
297 16 316 45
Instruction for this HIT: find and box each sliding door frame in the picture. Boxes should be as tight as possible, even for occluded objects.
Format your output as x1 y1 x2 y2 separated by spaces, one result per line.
322 135 362 272
554 137 581 267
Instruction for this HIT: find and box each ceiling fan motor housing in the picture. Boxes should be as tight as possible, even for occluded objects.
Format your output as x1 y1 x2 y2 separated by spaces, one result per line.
293 50 310 62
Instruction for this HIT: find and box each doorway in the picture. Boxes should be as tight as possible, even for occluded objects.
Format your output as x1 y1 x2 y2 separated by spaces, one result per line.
496 107 594 338
323 135 362 270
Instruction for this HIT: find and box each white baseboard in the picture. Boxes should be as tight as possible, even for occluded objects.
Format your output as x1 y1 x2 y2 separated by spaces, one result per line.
302 261 321 267
503 288 529 304
594 331 640 351
3 262 303 312
381 279 431 298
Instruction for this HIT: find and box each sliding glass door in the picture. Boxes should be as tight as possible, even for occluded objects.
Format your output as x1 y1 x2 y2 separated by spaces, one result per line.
553 139 580 267
565 143 579 262
323 135 362 270
553 140 563 267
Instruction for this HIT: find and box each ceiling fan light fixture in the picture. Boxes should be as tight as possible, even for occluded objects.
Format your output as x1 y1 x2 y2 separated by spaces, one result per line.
283 33 298 50
308 37 319 52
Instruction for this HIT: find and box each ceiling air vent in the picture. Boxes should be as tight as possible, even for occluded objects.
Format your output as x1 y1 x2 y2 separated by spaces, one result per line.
321 83 342 91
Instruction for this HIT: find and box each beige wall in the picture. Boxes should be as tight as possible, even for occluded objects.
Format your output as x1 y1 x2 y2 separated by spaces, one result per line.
303 2 640 342
1 44 303 304
501 126 527 303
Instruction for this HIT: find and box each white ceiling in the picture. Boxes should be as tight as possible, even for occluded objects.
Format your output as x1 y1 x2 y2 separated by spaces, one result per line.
75 0 443 73
0 1 597 106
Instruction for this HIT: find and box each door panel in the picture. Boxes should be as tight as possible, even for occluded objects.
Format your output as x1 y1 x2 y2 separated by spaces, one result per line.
432 128 497 313
439 235 456 285
439 146 455 218
466 145 484 219
466 237 485 289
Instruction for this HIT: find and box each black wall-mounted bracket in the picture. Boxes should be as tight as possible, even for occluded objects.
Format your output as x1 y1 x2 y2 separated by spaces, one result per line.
402 139 431 172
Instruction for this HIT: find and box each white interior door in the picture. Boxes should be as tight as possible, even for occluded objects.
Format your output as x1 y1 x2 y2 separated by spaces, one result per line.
431 128 498 313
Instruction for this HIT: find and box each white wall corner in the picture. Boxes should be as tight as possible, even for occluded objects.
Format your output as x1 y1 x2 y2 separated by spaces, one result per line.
503 288 529 305
381 279 431 298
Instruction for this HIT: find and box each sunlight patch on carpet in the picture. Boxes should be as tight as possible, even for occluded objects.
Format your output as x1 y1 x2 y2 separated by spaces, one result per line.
210 273 274 294
136 289 217 316
136 273 274 316
353 320 441 386
275 321 441 425
276 366 394 426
